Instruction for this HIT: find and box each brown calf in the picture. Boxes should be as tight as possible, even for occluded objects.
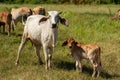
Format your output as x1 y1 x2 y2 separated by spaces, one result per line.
62 38 101 77
33 6 46 15
0 11 12 36
111 9 120 20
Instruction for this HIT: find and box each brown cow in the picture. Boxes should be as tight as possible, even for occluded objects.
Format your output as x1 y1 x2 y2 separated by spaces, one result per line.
11 7 32 28
62 38 101 77
33 6 45 15
111 9 120 20
0 11 12 36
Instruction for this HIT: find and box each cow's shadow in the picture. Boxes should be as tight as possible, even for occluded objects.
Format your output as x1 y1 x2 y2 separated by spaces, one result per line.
0 31 22 36
55 60 120 79
55 60 75 70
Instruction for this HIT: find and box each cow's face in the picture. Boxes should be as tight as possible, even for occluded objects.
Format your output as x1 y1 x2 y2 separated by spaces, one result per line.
48 11 60 28
62 38 76 49
48 11 68 28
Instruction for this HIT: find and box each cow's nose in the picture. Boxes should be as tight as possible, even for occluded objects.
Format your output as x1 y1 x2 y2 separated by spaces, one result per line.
69 46 72 48
52 24 57 28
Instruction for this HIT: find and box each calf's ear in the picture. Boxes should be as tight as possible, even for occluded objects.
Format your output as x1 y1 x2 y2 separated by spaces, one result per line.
59 17 69 27
75 42 78 45
39 16 50 23
62 41 68 46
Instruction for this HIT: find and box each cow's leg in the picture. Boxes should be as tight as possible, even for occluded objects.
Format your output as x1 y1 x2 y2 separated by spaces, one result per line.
97 61 101 77
15 34 28 65
7 24 11 36
92 64 97 77
11 20 16 30
11 21 14 31
34 45 43 65
43 45 49 70
91 59 97 77
76 61 79 71
0 26 1 33
78 61 82 72
22 15 26 25
76 60 82 72
0 24 1 32
48 47 53 68
3 24 5 33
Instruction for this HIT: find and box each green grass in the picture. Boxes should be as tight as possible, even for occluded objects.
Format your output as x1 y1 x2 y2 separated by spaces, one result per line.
0 4 120 80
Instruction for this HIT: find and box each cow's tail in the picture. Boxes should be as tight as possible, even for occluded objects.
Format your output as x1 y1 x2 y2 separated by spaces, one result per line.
8 13 14 31
98 47 102 68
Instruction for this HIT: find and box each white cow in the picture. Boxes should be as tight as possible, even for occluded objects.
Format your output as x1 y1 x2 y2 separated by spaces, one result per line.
15 11 68 70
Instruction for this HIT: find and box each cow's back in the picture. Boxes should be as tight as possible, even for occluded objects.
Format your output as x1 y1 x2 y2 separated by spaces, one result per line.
24 15 46 39
24 15 52 44
11 7 32 20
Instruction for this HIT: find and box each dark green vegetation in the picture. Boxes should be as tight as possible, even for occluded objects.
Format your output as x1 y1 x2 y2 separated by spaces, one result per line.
0 4 120 80
0 0 120 4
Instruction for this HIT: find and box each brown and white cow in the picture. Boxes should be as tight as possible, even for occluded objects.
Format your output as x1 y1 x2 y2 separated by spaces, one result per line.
62 38 101 77
11 7 32 28
33 6 46 15
0 11 12 36
111 9 120 20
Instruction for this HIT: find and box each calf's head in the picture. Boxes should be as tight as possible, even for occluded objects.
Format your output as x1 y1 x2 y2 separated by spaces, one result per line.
111 9 120 20
62 38 77 48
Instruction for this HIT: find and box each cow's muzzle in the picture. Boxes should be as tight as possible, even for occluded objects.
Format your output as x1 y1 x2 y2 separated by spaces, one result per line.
69 46 72 49
52 24 57 28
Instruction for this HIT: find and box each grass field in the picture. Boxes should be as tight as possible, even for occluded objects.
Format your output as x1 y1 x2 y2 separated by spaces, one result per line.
0 4 120 80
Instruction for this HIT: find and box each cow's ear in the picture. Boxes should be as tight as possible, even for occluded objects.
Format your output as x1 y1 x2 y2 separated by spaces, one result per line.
62 40 68 46
59 11 62 14
39 16 50 23
75 42 78 45
59 17 69 27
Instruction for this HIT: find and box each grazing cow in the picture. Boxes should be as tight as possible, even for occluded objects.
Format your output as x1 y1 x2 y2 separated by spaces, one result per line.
11 7 32 28
62 38 101 77
33 6 46 15
111 9 120 20
15 11 68 70
0 11 12 36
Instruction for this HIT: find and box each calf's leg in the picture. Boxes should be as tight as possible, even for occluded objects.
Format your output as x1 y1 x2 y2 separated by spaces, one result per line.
97 62 101 77
78 61 82 72
76 60 82 72
90 59 98 77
